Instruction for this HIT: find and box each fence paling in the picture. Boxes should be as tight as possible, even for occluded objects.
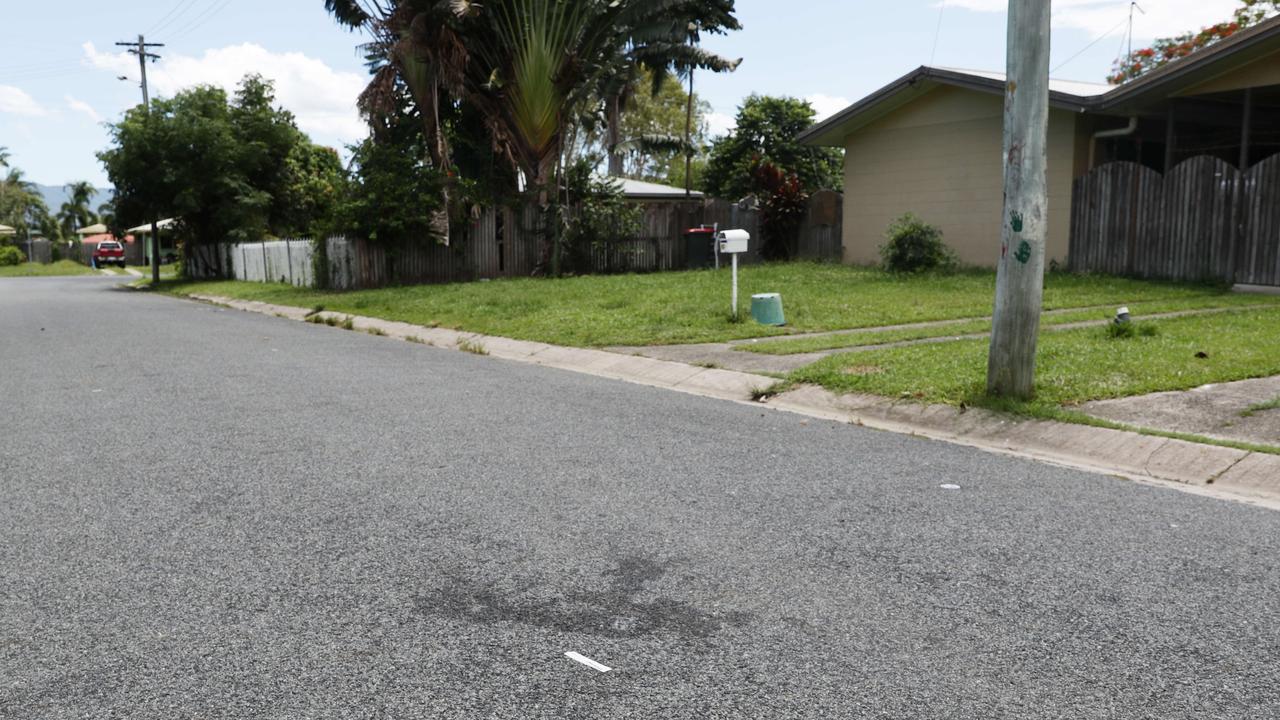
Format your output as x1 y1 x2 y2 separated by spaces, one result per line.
199 193 842 289
1070 155 1280 286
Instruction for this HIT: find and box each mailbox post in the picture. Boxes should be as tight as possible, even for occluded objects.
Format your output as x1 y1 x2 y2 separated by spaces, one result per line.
716 229 749 319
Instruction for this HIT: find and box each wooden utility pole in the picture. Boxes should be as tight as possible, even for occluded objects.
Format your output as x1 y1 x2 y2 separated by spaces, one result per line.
986 0 1051 399
115 34 164 284
684 67 694 198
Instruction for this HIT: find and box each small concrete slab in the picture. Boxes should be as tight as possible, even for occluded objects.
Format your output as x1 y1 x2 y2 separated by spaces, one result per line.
1082 376 1280 447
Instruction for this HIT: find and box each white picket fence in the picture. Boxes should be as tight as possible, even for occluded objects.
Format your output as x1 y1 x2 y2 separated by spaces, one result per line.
227 239 315 287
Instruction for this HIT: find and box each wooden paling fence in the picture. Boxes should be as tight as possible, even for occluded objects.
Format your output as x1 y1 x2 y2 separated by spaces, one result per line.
1069 155 1280 285
193 193 845 290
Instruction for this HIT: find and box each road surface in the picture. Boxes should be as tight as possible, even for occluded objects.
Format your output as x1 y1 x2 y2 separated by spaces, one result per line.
2 276 1278 718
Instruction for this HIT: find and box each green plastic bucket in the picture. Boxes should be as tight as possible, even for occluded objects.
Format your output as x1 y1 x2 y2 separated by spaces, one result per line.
751 293 785 326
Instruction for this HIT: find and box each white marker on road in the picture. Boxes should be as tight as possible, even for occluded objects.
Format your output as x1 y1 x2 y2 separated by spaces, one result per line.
940 483 961 490
565 651 611 672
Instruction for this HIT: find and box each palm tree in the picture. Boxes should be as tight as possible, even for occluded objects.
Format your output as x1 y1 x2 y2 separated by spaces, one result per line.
326 0 741 271
57 180 98 235
601 1 741 177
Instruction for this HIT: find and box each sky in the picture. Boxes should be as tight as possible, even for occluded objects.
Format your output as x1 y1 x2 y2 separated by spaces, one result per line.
0 0 1250 188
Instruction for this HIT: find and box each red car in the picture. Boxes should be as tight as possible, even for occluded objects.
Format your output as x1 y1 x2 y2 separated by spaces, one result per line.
93 240 126 268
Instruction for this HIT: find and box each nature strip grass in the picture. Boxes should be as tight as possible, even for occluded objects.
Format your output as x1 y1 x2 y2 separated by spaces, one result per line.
740 294 1280 355
158 262 1254 348
789 307 1280 412
0 260 99 277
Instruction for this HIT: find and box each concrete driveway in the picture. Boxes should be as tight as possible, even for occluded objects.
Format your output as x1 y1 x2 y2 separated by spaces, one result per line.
3 275 1279 719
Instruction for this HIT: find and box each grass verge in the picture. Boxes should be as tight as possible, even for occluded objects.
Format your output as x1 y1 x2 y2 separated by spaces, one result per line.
789 307 1280 434
741 294 1280 355
0 260 98 277
157 262 1252 347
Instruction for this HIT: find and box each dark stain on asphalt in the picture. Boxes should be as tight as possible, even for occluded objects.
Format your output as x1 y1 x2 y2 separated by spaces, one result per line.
414 556 751 639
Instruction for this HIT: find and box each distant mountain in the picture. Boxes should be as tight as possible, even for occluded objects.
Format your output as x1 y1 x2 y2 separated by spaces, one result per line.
34 184 114 214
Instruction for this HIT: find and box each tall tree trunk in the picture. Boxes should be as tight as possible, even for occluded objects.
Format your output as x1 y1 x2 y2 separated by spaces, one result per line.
684 68 694 197
606 93 623 177
531 153 560 276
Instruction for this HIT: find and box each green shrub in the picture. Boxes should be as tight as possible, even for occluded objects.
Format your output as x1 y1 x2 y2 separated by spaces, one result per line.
0 245 26 267
1105 321 1159 339
878 213 954 273
561 162 643 275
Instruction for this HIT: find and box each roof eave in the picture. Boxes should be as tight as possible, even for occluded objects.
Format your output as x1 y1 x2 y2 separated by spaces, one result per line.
799 66 1094 147
1097 15 1280 110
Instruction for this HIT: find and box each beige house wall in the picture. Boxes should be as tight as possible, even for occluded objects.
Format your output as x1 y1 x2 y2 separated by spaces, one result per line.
841 85 1079 267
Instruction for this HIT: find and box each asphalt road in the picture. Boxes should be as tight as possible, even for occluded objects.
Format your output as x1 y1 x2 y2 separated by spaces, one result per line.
3 276 1280 719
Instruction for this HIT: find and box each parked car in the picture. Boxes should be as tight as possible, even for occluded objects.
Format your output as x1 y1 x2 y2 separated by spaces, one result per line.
93 241 126 268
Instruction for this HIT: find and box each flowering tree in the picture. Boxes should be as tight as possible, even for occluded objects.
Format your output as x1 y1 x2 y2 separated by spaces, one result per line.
1109 1 1279 84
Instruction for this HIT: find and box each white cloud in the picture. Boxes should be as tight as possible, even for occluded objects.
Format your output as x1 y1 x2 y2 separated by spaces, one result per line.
805 93 850 122
65 95 101 123
0 85 46 117
947 0 1244 39
706 111 735 137
83 41 367 145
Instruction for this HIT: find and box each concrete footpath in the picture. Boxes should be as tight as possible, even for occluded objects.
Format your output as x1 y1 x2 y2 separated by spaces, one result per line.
188 293 1280 510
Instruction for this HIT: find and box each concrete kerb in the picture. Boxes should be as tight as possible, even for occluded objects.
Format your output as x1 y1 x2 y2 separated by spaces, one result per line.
186 292 1280 509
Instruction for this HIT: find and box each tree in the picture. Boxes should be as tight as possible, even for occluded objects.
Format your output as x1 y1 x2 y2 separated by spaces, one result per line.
98 75 341 271
1109 1 1279 84
597 0 741 177
0 165 56 242
605 68 712 184
57 181 99 236
277 143 344 238
326 0 742 272
702 95 842 201
752 161 807 261
97 199 119 236
332 115 445 245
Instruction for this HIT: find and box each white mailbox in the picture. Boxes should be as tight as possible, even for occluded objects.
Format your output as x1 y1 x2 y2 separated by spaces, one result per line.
717 229 749 254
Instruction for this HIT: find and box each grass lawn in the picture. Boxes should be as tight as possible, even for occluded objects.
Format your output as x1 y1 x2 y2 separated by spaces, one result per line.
161 262 1256 347
789 308 1280 422
0 260 98 277
741 293 1280 355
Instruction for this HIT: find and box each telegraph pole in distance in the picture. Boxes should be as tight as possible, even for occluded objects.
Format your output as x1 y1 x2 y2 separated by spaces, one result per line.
986 0 1051 399
115 34 164 284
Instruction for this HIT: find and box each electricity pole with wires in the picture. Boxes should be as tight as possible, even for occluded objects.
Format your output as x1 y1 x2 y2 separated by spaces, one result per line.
986 0 1051 399
115 34 164 284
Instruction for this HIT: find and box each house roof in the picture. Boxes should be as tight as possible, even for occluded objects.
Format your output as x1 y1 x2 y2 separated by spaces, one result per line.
800 13 1280 147
125 218 179 234
0 224 14 236
81 233 135 244
607 177 704 200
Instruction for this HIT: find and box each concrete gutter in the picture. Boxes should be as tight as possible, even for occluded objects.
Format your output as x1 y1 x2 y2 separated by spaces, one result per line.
187 293 1280 511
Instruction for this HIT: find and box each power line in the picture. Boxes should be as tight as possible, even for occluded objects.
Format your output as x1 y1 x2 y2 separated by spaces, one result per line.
147 0 205 36
1050 16 1130 74
168 0 236 42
